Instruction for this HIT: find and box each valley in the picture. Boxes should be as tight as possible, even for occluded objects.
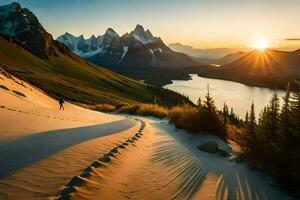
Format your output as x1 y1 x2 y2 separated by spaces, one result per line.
0 1 299 200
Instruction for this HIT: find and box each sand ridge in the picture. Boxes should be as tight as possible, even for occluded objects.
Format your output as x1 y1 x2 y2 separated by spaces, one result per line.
0 70 295 200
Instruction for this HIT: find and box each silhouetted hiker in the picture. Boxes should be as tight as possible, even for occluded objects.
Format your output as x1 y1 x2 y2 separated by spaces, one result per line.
59 96 64 110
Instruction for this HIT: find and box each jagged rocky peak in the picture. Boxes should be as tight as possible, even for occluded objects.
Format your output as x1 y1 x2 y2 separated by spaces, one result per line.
133 24 145 34
57 32 75 41
89 34 96 40
56 24 196 68
130 24 156 44
88 34 98 51
145 29 154 38
0 2 21 16
78 34 85 40
0 2 54 59
56 33 77 50
104 28 119 38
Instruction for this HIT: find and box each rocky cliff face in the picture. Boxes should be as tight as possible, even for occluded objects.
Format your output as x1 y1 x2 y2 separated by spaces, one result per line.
0 2 55 59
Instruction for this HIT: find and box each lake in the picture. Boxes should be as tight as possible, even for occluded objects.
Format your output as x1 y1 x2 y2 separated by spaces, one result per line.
164 74 286 118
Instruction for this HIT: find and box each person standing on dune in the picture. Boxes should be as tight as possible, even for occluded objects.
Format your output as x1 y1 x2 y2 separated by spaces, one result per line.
59 96 65 110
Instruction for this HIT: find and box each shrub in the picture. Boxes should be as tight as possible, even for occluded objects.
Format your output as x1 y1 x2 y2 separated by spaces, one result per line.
93 104 116 112
136 104 169 118
117 104 140 114
117 103 169 118
169 103 227 139
169 105 200 131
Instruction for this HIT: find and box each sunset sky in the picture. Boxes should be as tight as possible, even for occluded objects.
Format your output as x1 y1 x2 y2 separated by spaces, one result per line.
2 0 300 49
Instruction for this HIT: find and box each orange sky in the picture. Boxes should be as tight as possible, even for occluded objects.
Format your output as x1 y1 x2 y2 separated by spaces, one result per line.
3 0 300 50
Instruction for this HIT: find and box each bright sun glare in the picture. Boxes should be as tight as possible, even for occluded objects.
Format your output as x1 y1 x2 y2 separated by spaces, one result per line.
253 39 269 50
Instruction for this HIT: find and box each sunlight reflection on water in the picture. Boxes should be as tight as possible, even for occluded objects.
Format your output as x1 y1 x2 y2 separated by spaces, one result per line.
164 74 286 118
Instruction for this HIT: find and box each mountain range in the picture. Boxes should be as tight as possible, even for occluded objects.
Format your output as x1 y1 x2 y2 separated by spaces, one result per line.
0 2 190 106
168 43 247 60
1 2 299 92
198 49 300 89
57 25 197 68
213 51 246 66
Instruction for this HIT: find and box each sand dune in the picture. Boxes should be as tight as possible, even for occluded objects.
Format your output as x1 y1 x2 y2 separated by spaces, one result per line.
0 71 122 141
0 119 136 177
0 72 295 199
51 119 293 200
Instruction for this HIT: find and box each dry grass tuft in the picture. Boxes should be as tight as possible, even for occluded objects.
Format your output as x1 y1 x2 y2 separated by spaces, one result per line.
92 104 117 112
169 105 200 132
117 103 168 118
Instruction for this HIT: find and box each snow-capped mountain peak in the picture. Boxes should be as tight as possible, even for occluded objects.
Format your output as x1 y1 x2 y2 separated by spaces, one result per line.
104 28 119 38
56 24 197 67
57 33 76 46
130 24 156 44
132 24 145 35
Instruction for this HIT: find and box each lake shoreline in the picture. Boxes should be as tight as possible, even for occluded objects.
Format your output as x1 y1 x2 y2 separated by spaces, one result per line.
197 74 290 91
164 74 286 118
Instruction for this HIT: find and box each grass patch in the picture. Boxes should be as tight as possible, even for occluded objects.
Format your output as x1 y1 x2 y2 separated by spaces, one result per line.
0 36 191 107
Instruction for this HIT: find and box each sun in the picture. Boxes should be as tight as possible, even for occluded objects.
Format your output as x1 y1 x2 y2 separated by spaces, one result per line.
253 39 269 50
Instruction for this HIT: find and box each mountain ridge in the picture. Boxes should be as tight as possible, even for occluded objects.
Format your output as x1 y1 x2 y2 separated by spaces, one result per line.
197 49 300 89
57 25 198 68
169 42 247 60
0 2 57 59
0 2 190 107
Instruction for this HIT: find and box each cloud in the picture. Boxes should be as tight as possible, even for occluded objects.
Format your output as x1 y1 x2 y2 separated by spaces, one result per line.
285 38 300 41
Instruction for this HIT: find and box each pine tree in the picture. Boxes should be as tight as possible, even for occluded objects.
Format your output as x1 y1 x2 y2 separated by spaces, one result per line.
230 107 234 117
198 84 226 139
248 102 256 134
197 97 202 109
245 111 249 125
243 103 257 154
268 93 280 142
279 83 292 145
222 103 229 125
203 84 216 113
290 78 300 146
283 78 300 188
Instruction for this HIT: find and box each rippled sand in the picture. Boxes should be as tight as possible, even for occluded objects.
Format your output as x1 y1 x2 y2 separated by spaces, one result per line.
0 72 295 200
53 119 293 200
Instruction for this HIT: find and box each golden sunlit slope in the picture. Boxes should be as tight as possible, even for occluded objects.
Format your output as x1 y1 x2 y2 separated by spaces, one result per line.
226 50 290 72
200 49 300 89
0 35 190 106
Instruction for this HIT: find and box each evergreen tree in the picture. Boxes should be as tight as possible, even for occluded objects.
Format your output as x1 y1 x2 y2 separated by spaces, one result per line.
239 82 300 190
203 84 216 113
248 102 256 135
268 93 280 142
279 83 292 145
197 97 202 109
222 103 229 125
258 107 267 127
290 78 300 146
245 111 249 125
282 78 300 188
243 103 257 154
198 84 226 139
230 107 234 117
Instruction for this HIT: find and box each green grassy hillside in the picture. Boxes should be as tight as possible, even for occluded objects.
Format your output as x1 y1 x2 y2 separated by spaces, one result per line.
0 36 190 107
